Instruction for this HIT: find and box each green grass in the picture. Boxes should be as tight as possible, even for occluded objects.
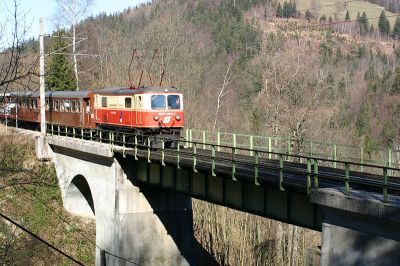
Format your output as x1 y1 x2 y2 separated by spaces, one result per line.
280 0 398 27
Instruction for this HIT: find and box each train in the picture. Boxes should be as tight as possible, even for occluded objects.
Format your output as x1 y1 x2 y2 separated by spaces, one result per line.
0 86 184 146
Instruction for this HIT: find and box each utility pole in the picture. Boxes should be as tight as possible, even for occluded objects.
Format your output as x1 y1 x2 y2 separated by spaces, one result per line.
39 17 46 136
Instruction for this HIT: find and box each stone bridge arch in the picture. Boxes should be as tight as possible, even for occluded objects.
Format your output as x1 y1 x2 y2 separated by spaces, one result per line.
64 174 95 218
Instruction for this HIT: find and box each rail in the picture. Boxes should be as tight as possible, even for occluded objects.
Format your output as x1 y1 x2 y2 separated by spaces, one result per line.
184 129 400 171
46 124 400 203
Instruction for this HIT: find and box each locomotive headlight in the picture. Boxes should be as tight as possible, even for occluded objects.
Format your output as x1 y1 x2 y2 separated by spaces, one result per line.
153 115 159 121
175 114 181 121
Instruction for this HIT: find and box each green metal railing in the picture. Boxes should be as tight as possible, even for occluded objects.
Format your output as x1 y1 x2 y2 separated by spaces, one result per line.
185 129 400 172
46 123 400 203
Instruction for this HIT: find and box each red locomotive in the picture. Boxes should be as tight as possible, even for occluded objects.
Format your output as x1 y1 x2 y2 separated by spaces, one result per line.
0 86 184 146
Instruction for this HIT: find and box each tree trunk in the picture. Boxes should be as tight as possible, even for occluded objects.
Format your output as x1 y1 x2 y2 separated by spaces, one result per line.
72 24 79 91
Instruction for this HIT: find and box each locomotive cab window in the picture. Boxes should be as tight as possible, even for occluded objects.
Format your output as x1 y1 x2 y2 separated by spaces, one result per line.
167 95 181 109
125 97 132 108
151 95 166 110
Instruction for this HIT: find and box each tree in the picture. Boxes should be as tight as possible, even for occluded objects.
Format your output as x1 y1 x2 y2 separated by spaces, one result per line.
360 12 369 35
54 0 94 91
276 3 283 18
291 1 297 18
320 14 326 23
393 17 400 39
305 10 312 22
0 0 37 93
393 67 400 95
345 10 350 21
378 10 390 36
283 1 290 18
213 60 236 131
45 30 76 91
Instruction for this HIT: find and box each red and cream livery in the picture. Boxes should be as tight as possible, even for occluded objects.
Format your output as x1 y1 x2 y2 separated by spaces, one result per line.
1 86 184 144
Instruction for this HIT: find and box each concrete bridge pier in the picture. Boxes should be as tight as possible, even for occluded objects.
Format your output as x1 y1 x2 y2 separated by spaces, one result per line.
41 137 193 266
311 188 400 266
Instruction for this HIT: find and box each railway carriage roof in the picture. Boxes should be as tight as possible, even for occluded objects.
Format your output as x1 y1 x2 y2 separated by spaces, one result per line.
7 90 90 99
94 86 181 95
5 86 181 99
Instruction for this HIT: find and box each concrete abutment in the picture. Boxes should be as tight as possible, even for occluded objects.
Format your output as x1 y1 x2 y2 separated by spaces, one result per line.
311 188 400 266
38 136 193 265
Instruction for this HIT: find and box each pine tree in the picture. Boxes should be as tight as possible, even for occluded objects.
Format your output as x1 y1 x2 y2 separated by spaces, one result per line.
345 10 350 21
378 10 389 35
292 1 297 18
46 30 76 91
393 67 400 95
320 14 326 23
386 19 391 35
283 1 290 18
276 2 283 18
394 17 400 39
305 10 312 22
370 24 374 34
360 12 369 35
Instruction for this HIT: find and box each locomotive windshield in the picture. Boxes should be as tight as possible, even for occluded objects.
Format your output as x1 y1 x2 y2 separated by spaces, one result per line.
151 95 166 109
167 95 180 109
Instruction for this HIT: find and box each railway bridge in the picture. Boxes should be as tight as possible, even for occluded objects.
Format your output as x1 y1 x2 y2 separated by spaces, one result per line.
34 126 400 266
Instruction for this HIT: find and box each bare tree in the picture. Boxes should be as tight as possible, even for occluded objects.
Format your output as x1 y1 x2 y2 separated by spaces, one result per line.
0 0 38 94
54 0 93 91
213 60 236 131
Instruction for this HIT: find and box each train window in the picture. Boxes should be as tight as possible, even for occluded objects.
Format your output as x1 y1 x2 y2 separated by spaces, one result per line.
151 95 166 110
55 100 59 111
71 100 76 112
64 100 71 112
45 100 49 110
102 97 107 107
77 101 82 112
167 95 180 109
125 97 131 108
49 100 53 111
137 96 142 107
34 100 37 109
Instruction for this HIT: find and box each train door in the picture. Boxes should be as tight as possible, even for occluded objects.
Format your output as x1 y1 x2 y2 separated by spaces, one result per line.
135 95 143 126
83 98 91 127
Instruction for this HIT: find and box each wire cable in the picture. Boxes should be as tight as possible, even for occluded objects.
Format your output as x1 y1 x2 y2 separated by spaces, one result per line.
0 210 85 265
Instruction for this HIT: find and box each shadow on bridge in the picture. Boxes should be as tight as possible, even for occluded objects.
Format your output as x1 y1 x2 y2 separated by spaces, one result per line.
118 156 218 266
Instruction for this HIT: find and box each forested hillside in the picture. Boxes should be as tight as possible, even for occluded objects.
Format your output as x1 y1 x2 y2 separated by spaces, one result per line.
62 0 399 151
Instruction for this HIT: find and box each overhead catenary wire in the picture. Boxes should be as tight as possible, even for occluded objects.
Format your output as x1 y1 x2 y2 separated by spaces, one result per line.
17 184 142 266
0 210 85 265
